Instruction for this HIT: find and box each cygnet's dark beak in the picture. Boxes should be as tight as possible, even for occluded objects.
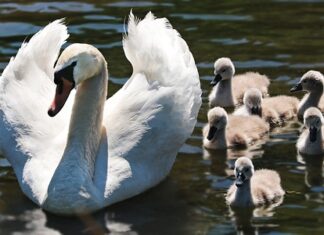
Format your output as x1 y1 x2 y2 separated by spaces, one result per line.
235 172 246 187
210 74 222 86
207 126 217 141
290 82 302 92
251 106 262 117
309 126 317 142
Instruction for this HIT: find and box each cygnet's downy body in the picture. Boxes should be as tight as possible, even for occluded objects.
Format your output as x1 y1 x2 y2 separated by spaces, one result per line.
234 88 299 127
226 157 285 207
203 107 269 150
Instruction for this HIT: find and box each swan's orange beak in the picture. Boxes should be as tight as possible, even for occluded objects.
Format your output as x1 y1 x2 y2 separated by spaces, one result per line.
48 77 74 117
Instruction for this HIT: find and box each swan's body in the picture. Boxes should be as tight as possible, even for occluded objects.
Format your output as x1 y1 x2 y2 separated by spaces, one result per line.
202 107 269 150
208 58 270 108
226 157 285 207
297 107 324 155
0 13 201 215
234 88 299 126
290 70 324 120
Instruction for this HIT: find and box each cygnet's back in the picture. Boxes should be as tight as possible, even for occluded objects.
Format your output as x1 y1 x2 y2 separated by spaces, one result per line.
233 72 270 104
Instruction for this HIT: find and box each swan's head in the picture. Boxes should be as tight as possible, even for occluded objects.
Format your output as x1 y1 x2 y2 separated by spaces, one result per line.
234 157 255 187
206 107 228 141
210 57 235 86
243 88 263 116
304 107 323 142
48 43 105 117
290 70 324 93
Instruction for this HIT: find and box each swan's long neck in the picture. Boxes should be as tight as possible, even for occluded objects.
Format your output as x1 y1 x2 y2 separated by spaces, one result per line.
64 62 107 179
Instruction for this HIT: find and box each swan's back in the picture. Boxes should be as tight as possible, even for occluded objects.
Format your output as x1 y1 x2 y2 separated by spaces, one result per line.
101 12 201 204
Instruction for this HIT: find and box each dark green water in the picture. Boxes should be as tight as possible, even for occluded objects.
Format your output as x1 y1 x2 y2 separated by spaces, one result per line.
0 0 323 234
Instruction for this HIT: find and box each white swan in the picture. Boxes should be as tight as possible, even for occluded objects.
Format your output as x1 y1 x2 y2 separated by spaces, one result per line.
0 13 201 215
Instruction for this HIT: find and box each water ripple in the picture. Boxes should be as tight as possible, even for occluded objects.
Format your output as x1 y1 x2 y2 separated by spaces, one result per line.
0 22 40 37
170 13 253 21
70 23 125 34
0 2 102 14
107 1 173 8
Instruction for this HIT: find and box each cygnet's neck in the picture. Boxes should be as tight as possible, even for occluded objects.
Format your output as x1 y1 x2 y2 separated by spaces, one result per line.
64 62 108 179
307 128 323 151
213 127 227 149
214 79 235 107
299 88 323 118
234 180 253 206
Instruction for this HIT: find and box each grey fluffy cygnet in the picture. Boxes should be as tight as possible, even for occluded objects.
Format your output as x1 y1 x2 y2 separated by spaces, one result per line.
226 157 285 207
297 107 324 155
234 88 299 126
290 70 324 121
203 107 269 150
209 57 270 108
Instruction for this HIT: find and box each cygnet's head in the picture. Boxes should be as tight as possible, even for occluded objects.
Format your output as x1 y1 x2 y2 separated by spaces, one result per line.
206 107 228 141
210 57 235 86
303 107 324 142
243 88 263 116
48 43 106 117
234 157 255 187
290 70 324 93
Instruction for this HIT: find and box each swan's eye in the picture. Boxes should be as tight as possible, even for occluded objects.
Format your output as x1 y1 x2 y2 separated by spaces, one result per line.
245 168 249 172
71 61 77 67
303 80 307 83
221 69 226 73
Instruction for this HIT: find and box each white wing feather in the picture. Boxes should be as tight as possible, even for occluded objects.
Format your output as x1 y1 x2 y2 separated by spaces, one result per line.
0 19 72 159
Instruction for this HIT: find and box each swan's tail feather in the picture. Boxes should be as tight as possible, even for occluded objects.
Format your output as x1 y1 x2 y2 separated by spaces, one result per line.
2 19 69 81
123 12 199 88
123 11 201 128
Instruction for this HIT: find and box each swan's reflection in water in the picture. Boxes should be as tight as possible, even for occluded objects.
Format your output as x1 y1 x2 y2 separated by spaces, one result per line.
0 178 192 235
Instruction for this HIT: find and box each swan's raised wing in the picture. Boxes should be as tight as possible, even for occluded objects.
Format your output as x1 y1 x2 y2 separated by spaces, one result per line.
99 12 201 203
0 20 72 159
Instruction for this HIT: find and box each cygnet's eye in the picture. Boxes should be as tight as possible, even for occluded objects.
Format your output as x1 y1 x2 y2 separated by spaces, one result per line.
221 69 226 73
244 168 249 172
303 80 307 83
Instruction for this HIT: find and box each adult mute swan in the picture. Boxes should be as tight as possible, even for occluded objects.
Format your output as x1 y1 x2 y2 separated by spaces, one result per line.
0 12 201 215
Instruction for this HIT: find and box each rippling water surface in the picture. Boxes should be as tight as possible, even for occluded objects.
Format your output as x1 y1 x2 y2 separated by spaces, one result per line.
0 0 324 234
